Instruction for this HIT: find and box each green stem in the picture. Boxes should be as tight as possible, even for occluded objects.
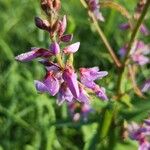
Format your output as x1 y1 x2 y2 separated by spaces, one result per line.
117 0 150 94
80 0 122 68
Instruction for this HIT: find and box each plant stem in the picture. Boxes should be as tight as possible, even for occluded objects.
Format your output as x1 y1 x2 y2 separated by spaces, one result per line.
80 0 122 68
117 0 150 94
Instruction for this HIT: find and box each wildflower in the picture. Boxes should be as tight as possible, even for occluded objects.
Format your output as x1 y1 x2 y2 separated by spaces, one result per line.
128 119 150 150
85 0 104 21
15 3 108 105
119 23 149 36
80 67 108 100
119 40 150 66
35 71 60 96
63 42 80 54
141 79 150 92
50 42 60 55
15 47 53 62
63 66 80 98
57 82 73 105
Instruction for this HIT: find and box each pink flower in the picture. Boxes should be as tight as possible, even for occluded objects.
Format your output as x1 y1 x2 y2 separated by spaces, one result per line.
63 42 80 54
15 47 52 62
63 66 80 98
80 67 108 100
35 71 60 96
85 0 104 21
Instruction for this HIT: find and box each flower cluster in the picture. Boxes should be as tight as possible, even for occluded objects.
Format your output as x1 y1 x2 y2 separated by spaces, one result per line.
128 119 150 150
15 0 108 105
119 40 150 66
119 0 149 36
85 0 104 21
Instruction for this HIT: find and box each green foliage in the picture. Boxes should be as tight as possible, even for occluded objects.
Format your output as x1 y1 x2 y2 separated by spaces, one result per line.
0 0 150 150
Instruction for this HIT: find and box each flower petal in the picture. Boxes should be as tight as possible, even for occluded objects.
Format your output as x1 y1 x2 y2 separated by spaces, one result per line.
63 42 80 54
119 23 130 30
58 15 67 37
93 85 108 101
44 72 60 96
60 34 73 42
50 42 60 55
77 86 89 104
15 47 52 62
141 79 150 92
34 80 48 92
57 83 73 105
35 17 50 31
63 67 79 98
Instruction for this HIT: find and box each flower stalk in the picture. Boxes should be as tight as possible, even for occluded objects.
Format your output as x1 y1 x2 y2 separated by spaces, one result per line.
117 0 150 95
80 0 122 68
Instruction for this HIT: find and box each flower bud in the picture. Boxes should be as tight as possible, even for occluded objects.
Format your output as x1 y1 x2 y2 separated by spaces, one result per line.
53 0 61 11
50 42 60 55
35 17 50 31
40 0 53 11
40 0 61 13
60 34 73 43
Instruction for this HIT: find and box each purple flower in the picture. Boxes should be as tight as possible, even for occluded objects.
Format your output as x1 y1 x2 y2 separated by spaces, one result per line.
15 47 52 62
128 121 150 150
63 66 79 98
119 22 149 36
85 0 104 21
139 141 150 150
35 17 50 32
80 67 108 83
35 71 60 96
119 23 130 30
144 120 150 126
80 67 108 101
119 41 150 66
58 15 67 37
140 24 150 36
142 79 150 92
63 42 80 54
93 85 108 100
77 85 90 104
60 34 73 43
50 42 60 55
57 82 73 105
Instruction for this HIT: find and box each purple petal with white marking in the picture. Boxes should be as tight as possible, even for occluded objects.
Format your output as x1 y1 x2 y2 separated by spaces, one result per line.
63 42 80 54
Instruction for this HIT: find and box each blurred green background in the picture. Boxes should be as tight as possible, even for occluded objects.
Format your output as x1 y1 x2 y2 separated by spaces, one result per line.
0 0 150 150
